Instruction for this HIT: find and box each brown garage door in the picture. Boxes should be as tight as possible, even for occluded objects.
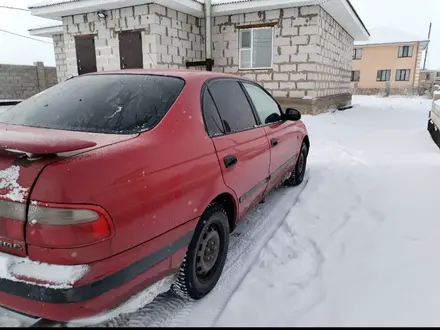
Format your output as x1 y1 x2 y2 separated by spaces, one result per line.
75 36 97 75
119 31 143 69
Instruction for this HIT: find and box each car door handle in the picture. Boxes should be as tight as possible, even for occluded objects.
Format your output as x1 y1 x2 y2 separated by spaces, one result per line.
224 155 238 168
270 139 278 147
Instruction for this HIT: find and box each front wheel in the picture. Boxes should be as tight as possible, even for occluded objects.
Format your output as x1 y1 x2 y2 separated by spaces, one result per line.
172 203 230 299
285 142 308 187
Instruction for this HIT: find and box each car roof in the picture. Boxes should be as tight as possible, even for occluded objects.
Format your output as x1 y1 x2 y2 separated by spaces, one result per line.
87 69 247 83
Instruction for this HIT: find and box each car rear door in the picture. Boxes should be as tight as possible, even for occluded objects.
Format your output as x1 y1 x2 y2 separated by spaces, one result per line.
241 81 302 192
203 79 271 218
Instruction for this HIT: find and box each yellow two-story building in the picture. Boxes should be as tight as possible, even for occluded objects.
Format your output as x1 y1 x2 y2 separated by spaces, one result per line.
351 27 429 95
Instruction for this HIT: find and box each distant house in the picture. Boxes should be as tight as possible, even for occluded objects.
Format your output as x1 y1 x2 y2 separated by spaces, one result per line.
350 27 429 95
419 69 440 88
28 0 369 115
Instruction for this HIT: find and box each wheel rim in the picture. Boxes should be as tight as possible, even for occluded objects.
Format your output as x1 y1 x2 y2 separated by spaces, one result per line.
196 225 221 279
297 150 306 179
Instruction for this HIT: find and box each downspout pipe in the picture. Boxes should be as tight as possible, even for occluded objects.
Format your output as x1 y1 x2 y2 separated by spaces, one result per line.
204 0 213 71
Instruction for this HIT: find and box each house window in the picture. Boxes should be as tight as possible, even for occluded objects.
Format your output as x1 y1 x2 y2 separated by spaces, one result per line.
352 48 362 60
239 27 273 69
398 45 413 58
351 70 360 82
437 72 440 78
396 69 411 81
426 73 431 80
377 70 391 82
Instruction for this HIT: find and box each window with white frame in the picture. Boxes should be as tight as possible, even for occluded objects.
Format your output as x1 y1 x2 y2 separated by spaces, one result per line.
396 69 411 81
398 45 413 58
239 27 273 69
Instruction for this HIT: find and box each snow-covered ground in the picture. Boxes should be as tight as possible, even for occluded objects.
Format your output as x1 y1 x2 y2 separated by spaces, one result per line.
1 95 440 327
217 95 440 327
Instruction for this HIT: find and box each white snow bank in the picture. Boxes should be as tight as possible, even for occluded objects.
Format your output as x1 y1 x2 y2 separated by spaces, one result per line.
67 274 176 326
218 95 440 327
0 252 89 288
0 166 28 203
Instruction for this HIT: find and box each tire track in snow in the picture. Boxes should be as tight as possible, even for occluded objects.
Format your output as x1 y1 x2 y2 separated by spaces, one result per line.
97 176 309 327
168 176 310 327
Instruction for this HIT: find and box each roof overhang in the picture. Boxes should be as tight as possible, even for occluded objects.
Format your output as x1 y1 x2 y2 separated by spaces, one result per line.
355 40 430 50
29 24 63 38
29 0 369 40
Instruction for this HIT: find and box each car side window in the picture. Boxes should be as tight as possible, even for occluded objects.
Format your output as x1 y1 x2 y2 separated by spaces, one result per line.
202 89 224 136
242 83 282 124
208 80 257 133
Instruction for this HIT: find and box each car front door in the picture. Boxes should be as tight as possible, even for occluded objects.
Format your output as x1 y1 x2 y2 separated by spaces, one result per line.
203 79 271 218
241 81 302 192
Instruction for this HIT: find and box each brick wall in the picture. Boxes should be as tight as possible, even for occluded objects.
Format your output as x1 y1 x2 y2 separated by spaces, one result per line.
53 34 68 82
61 4 205 78
210 5 353 106
211 6 321 99
0 62 57 100
316 7 353 98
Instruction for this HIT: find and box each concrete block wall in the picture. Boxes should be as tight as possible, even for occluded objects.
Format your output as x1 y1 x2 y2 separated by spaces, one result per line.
211 6 322 99
0 62 57 100
53 34 68 82
61 4 205 79
316 7 353 98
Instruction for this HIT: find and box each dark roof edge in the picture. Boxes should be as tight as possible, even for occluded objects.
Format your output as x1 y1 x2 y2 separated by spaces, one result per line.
346 0 370 37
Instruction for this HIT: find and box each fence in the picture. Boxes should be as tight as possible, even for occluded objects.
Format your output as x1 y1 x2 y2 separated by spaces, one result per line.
0 61 57 100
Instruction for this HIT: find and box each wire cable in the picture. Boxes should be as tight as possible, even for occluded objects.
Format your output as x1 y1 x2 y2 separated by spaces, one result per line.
0 28 53 45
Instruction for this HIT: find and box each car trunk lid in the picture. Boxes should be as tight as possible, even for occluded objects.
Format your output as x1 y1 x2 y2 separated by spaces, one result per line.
0 123 137 257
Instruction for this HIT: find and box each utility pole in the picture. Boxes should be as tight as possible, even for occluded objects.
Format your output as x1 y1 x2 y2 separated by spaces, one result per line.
423 22 432 70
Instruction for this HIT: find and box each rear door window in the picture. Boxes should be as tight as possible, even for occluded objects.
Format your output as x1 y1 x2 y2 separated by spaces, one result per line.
208 79 257 133
202 90 224 136
0 74 184 134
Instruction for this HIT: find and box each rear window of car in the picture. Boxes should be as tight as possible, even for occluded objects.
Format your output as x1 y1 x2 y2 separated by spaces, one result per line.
0 74 185 134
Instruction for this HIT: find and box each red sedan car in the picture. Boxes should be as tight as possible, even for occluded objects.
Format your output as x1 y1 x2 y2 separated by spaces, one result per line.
0 70 309 322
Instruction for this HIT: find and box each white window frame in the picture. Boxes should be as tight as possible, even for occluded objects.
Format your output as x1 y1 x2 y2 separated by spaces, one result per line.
239 27 274 70
396 69 411 81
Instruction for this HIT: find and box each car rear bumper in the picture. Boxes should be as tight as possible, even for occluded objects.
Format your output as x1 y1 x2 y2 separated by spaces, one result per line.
0 219 197 322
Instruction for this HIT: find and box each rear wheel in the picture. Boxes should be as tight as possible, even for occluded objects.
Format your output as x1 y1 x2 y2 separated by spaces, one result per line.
173 203 229 299
285 142 308 187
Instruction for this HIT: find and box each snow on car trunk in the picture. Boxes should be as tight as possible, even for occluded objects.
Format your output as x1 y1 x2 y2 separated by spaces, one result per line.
0 252 89 288
217 95 440 327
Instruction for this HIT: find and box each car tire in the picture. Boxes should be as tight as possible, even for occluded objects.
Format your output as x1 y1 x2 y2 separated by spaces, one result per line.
172 203 230 300
285 142 308 187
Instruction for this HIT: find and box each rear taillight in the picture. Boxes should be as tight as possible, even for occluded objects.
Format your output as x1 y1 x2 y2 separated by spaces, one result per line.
27 202 114 248
0 199 26 241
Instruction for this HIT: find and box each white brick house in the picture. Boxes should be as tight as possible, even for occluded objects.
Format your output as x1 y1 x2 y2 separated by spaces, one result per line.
28 0 369 114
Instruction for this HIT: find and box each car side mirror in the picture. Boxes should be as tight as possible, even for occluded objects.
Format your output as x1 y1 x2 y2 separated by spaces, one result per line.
283 108 301 121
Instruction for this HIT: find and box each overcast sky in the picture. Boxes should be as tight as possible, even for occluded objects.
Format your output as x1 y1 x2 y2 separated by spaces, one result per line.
0 0 439 69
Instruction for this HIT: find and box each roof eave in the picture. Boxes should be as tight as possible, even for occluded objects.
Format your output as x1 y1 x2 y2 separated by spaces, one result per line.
29 0 369 40
29 0 204 20
355 40 430 48
321 0 369 41
28 25 64 38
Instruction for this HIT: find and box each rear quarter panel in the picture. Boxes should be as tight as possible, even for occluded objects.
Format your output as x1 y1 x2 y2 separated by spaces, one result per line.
30 76 237 261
